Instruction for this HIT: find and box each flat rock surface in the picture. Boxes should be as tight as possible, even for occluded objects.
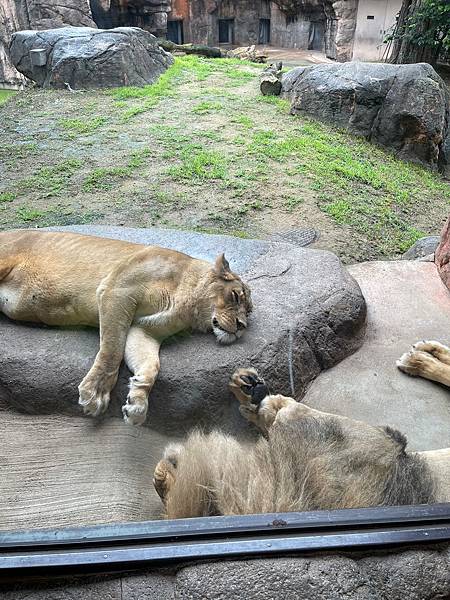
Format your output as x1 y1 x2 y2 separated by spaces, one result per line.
304 260 450 451
0 226 366 530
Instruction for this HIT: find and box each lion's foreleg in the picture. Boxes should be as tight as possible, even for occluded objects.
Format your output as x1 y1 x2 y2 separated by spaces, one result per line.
78 289 136 417
397 349 450 387
124 326 161 425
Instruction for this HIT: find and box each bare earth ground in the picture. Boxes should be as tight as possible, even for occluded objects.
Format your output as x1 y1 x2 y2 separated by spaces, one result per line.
0 56 449 263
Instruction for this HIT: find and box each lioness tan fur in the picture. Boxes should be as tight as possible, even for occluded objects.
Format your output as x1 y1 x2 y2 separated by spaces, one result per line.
0 230 252 425
154 368 450 518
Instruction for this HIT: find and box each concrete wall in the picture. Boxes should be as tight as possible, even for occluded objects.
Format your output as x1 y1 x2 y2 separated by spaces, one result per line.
270 5 312 49
352 0 402 61
170 0 271 46
2 549 450 599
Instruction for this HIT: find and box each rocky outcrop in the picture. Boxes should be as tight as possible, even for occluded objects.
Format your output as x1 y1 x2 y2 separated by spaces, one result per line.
282 62 450 174
0 0 95 88
435 215 450 292
0 226 367 436
10 26 174 89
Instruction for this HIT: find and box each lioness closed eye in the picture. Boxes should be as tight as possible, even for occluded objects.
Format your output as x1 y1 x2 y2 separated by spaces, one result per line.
154 368 450 518
0 231 252 425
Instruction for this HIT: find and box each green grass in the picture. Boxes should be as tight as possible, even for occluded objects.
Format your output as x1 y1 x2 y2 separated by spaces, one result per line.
59 116 107 136
0 90 16 106
16 159 83 198
110 56 261 121
83 149 151 192
192 101 223 114
0 192 16 203
16 206 44 222
242 119 449 254
168 147 227 181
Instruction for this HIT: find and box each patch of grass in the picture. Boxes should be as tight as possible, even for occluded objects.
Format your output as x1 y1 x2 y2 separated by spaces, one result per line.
17 159 83 198
59 116 107 136
0 142 38 162
168 147 227 181
0 192 16 203
0 90 16 106
256 95 290 112
83 149 151 192
231 115 255 129
16 206 44 222
192 101 223 114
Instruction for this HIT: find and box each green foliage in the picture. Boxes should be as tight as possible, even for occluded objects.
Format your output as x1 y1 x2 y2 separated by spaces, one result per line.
406 0 449 51
0 192 16 203
16 206 44 221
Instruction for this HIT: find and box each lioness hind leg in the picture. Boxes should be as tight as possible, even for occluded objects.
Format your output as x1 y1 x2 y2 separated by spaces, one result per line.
412 340 450 366
397 349 450 387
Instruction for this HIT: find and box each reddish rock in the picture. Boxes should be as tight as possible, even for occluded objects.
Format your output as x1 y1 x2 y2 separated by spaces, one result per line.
435 215 450 291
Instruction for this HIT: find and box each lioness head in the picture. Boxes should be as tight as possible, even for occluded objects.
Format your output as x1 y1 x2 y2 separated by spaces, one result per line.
210 254 252 344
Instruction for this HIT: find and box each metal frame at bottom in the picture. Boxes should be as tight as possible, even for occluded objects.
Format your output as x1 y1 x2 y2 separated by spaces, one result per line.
1 504 449 577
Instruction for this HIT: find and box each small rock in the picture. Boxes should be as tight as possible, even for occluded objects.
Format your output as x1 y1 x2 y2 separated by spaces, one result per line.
402 236 440 260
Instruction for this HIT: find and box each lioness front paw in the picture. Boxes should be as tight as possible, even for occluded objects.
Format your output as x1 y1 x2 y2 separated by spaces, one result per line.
396 350 440 377
122 396 148 426
78 384 110 417
412 340 450 365
229 368 269 405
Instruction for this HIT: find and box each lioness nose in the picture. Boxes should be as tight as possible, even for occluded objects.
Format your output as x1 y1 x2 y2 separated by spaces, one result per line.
236 319 246 330
212 317 219 327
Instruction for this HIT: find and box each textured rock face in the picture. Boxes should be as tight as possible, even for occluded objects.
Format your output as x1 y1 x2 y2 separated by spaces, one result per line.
10 26 174 89
0 226 366 436
0 0 95 88
282 62 450 174
436 215 450 292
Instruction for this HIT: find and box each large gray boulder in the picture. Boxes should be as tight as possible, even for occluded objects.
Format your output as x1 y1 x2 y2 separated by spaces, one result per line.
9 26 173 89
0 226 366 436
0 0 95 88
282 62 450 174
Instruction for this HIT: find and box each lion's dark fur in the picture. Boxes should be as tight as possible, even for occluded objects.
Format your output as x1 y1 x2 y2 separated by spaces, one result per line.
161 405 437 519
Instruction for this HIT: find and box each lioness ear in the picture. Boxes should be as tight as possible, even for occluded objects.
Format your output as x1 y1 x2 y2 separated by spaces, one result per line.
214 253 233 280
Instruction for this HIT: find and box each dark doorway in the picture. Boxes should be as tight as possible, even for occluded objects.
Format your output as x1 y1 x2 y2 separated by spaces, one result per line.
167 20 184 44
308 21 325 51
218 19 235 44
258 18 270 44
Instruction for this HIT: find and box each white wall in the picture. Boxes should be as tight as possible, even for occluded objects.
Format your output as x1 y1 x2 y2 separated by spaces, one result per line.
352 0 402 61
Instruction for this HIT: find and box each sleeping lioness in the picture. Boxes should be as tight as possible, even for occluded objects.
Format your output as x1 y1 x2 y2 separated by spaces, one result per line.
154 368 450 518
0 230 252 425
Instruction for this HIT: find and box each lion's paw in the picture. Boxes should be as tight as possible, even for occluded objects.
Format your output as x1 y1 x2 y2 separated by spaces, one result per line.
78 385 110 417
122 396 147 426
229 368 269 405
412 340 450 364
153 458 176 501
396 350 440 377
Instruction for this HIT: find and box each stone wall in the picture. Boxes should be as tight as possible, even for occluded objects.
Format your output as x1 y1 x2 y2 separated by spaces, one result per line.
2 548 450 599
0 0 95 88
